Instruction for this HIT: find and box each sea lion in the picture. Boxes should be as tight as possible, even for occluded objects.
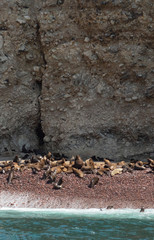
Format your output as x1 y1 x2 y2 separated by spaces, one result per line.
81 165 92 171
73 168 84 178
37 157 46 169
25 159 31 164
69 156 75 166
51 166 62 174
47 170 57 184
42 166 51 179
4 166 12 173
134 161 145 170
104 159 112 168
46 152 52 159
104 170 111 177
97 169 104 176
7 166 14 184
43 164 50 170
147 158 154 165
32 167 37 174
12 162 20 171
88 177 99 188
129 162 135 169
63 161 71 168
57 0 65 6
85 158 95 169
140 207 145 212
65 166 73 174
50 161 58 167
19 164 25 172
149 164 154 172
13 155 20 163
99 167 110 176
30 155 39 164
91 156 98 161
33 164 42 172
122 164 133 173
107 206 113 209
147 159 154 171
62 167 68 172
94 162 105 169
109 163 117 171
53 177 63 189
111 168 123 177
73 155 83 169
56 158 65 165
117 161 126 167
130 159 138 163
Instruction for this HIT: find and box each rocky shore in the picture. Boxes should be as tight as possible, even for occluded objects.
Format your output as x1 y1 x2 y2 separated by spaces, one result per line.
0 154 153 209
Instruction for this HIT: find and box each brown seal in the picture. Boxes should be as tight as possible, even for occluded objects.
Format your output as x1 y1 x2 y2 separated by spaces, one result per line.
104 159 112 168
47 170 57 184
65 166 73 174
73 155 83 169
51 166 62 174
7 166 14 184
81 165 93 172
134 161 145 170
85 158 95 170
32 167 37 174
140 207 145 212
111 168 123 177
97 169 104 176
73 168 84 178
46 152 52 159
107 206 113 209
53 177 63 189
57 0 65 6
88 177 99 188
56 158 65 165
122 164 133 173
147 158 154 165
13 155 20 163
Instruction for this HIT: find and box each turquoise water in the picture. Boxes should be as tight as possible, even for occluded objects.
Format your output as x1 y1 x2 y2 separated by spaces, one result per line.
0 208 154 240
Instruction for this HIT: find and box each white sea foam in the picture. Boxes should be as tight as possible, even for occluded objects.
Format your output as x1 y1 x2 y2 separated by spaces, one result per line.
0 208 154 220
0 191 154 219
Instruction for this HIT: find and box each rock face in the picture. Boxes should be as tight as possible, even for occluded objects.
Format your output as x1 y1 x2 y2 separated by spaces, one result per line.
0 0 45 152
0 0 153 160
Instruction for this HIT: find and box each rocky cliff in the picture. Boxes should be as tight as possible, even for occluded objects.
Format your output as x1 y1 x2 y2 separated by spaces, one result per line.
0 0 153 160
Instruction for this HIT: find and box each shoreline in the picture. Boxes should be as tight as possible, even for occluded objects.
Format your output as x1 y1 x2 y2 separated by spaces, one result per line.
0 169 153 209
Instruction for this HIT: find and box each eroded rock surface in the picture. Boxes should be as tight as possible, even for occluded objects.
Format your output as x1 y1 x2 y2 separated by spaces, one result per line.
0 0 154 160
0 0 45 152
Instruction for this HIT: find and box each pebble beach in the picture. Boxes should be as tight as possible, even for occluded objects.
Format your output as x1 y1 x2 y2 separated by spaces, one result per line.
0 165 153 209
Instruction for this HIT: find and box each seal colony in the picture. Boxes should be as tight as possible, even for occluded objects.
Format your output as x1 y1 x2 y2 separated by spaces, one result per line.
0 152 153 209
0 153 153 182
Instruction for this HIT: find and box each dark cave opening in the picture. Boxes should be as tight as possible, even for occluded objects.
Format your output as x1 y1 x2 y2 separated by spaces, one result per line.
35 123 45 146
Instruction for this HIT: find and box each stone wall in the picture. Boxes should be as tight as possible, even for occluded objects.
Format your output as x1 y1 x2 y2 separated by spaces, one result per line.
0 0 154 160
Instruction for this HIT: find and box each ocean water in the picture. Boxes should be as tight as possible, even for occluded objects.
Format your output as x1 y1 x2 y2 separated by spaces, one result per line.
0 208 154 240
